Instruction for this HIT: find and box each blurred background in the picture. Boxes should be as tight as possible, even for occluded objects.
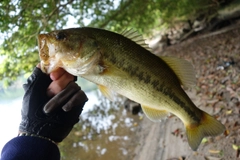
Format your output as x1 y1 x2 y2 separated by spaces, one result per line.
1 0 240 159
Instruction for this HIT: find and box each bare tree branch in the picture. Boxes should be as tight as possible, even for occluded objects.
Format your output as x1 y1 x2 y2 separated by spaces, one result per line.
97 0 133 28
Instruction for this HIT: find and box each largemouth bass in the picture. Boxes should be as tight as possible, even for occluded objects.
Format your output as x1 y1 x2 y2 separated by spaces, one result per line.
38 27 225 150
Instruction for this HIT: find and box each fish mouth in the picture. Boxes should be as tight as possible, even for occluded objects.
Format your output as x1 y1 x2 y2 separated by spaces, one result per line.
38 34 59 73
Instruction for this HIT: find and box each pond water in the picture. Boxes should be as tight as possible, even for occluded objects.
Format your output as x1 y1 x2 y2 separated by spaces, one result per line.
0 97 22 152
0 90 142 160
59 90 142 160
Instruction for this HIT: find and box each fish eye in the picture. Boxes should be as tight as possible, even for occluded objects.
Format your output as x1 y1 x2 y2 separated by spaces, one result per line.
56 32 66 40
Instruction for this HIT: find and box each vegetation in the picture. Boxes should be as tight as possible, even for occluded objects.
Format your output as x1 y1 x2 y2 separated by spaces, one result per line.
0 0 223 85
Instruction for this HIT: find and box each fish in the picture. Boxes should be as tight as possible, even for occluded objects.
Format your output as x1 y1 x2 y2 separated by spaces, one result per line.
38 27 225 151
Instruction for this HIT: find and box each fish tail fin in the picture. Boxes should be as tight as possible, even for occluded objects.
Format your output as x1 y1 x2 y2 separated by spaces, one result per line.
185 112 225 151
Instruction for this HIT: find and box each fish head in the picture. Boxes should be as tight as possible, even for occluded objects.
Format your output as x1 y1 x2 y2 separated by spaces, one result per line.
38 29 100 75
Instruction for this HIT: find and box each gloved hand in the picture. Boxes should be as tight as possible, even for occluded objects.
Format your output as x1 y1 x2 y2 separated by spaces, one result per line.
19 67 88 143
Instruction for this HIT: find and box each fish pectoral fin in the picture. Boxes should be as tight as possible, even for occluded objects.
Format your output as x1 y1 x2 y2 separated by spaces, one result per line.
185 112 225 151
141 105 169 122
98 85 115 101
160 56 196 87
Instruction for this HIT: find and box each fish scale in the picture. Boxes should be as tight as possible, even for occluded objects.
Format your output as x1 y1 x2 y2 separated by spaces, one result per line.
38 27 225 151
98 35 190 114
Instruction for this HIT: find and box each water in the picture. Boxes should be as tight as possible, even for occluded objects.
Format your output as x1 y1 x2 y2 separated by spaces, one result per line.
59 91 142 160
0 90 141 159
0 97 22 152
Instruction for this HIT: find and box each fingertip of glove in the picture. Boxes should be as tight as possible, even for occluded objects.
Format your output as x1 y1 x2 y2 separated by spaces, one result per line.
62 104 72 112
43 107 51 114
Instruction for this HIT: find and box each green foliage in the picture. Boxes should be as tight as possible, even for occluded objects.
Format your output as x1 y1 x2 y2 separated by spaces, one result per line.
0 75 25 101
0 0 221 84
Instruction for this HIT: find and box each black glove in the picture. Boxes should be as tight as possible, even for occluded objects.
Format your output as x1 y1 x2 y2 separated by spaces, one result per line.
19 67 88 142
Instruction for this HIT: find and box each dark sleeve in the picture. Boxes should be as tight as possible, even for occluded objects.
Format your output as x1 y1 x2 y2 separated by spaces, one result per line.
1 136 60 160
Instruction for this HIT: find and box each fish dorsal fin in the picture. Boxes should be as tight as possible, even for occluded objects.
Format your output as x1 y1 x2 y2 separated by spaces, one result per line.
98 85 115 101
121 29 151 51
141 105 169 122
160 56 196 87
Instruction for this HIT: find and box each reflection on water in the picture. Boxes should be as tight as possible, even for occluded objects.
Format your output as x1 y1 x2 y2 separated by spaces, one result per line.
59 90 142 160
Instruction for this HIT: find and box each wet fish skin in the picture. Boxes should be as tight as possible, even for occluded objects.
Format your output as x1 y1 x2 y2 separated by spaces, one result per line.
38 27 225 151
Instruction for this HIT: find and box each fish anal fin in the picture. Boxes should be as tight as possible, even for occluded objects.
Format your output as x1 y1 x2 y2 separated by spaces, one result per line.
98 85 115 101
185 112 225 151
160 56 196 87
141 105 169 122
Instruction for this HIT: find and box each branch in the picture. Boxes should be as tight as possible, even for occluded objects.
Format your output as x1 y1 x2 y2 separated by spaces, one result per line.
97 0 133 28
45 0 74 22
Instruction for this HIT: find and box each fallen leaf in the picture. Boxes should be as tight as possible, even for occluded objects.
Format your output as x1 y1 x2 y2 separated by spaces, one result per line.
133 122 138 126
224 129 230 136
201 137 208 144
204 156 222 160
232 144 240 150
226 109 232 115
209 150 221 154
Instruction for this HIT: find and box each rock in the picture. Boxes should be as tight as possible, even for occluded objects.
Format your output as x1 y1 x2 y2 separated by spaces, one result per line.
124 99 142 115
